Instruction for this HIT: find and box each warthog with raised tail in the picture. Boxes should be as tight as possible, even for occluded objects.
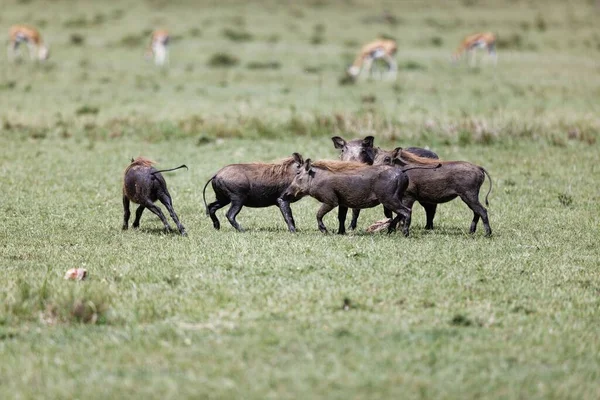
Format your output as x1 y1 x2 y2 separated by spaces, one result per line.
376 148 493 236
282 158 438 236
332 135 440 230
203 154 304 232
122 157 187 235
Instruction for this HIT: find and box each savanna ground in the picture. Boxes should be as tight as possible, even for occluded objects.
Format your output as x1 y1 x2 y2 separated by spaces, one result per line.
1 0 599 398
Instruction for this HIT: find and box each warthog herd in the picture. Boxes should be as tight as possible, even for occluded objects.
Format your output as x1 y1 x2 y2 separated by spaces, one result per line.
123 137 493 237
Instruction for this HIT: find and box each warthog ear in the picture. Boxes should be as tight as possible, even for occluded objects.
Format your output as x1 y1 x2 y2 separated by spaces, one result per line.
332 136 346 149
391 147 408 166
292 152 304 165
363 136 375 148
304 159 312 171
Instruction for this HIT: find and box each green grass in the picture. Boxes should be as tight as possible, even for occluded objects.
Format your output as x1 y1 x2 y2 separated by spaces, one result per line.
1 0 600 398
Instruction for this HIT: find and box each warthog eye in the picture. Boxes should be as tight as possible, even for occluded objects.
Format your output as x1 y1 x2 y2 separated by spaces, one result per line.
384 157 391 163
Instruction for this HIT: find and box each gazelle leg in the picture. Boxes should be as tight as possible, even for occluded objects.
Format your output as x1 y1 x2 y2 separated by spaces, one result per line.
363 57 374 80
7 43 14 61
386 56 397 80
153 44 166 66
489 45 498 66
8 41 20 62
27 43 36 61
468 49 476 67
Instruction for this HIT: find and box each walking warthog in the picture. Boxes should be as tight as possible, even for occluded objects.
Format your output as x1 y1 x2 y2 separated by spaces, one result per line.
203 154 304 232
282 159 438 236
122 157 188 235
332 135 440 229
376 148 493 236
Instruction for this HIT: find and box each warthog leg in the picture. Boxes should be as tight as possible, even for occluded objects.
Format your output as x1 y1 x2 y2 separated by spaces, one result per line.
337 206 348 235
144 202 174 233
276 198 297 233
132 205 145 228
226 200 244 232
316 203 336 233
159 193 186 236
349 208 360 230
460 193 492 236
387 214 401 233
401 208 412 237
387 199 413 237
421 202 437 230
387 208 412 237
384 207 393 219
122 196 131 230
207 198 230 230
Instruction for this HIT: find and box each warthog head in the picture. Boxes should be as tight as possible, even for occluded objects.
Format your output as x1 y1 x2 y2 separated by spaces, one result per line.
332 135 375 164
374 147 436 167
282 158 314 201
373 147 400 166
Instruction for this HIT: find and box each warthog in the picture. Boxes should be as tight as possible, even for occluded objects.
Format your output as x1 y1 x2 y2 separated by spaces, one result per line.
332 135 440 230
376 148 493 236
203 154 304 232
122 157 187 235
282 158 437 236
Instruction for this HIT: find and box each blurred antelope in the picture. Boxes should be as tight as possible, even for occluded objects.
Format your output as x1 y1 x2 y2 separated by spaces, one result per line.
347 38 397 80
146 29 169 66
452 32 497 67
8 25 49 62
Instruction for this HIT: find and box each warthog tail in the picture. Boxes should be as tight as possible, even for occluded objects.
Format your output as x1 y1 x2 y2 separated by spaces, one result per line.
482 167 493 206
151 164 188 175
401 163 442 173
202 176 215 216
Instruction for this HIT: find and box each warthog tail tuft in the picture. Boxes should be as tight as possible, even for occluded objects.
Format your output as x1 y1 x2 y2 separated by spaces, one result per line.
151 164 188 175
482 168 493 206
202 176 215 216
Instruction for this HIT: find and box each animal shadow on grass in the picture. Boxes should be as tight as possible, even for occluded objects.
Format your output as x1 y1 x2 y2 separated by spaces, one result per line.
369 224 493 238
432 225 495 238
247 226 293 233
129 227 183 236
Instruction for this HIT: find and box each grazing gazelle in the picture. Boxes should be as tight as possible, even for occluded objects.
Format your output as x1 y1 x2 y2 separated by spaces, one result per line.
452 32 497 66
347 38 398 80
8 25 49 62
146 29 169 66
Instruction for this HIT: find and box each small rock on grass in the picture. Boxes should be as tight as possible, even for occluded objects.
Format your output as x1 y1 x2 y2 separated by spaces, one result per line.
64 268 88 281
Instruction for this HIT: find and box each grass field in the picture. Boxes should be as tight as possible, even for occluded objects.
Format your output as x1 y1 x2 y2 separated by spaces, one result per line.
1 0 599 399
